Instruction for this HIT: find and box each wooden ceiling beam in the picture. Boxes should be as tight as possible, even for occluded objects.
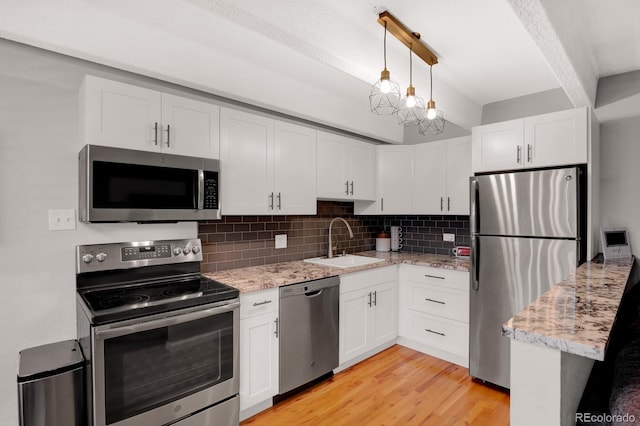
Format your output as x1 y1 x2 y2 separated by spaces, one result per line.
377 11 438 66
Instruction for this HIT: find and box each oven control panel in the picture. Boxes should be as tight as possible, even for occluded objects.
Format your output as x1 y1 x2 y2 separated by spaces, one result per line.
76 239 203 274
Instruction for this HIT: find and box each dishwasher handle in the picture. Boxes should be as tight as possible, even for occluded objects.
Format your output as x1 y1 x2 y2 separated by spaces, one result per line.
305 289 323 298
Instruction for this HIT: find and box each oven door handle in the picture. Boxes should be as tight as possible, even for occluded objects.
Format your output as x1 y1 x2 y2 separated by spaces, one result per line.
94 300 239 340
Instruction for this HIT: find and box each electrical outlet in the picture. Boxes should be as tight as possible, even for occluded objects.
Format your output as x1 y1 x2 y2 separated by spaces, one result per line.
48 209 76 231
442 233 455 242
275 234 287 249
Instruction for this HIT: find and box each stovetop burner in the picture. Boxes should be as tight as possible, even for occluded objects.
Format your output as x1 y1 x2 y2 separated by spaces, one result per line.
79 274 239 324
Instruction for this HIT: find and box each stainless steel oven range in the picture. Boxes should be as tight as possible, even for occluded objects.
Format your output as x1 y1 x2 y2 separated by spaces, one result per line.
76 238 239 426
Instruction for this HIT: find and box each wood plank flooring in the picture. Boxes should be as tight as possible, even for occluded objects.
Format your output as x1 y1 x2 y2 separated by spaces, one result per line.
241 345 510 425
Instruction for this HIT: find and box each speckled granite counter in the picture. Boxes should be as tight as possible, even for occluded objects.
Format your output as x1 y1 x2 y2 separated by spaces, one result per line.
502 257 636 361
204 251 469 293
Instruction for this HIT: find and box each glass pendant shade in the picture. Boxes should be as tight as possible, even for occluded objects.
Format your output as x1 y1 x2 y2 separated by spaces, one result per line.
397 85 426 125
370 69 401 115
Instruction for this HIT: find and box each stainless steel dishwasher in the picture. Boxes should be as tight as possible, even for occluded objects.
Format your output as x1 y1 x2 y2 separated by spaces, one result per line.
279 275 340 395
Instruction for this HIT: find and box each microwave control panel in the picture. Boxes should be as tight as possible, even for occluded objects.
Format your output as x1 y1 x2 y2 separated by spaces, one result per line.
204 171 218 210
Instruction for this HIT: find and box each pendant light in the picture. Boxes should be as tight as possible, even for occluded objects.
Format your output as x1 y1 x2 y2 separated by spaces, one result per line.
397 47 425 125
369 21 401 115
419 63 446 135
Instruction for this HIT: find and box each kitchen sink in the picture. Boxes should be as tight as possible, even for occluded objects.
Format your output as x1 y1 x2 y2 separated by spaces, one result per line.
303 254 385 268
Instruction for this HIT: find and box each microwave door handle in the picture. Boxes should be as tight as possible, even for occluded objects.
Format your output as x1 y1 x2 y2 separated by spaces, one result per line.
197 170 205 209
94 300 240 340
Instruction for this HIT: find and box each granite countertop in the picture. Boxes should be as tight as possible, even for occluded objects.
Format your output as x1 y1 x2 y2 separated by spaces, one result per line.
204 250 470 294
502 257 636 361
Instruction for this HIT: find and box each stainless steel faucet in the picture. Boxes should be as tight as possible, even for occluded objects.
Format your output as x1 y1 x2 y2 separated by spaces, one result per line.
328 217 354 258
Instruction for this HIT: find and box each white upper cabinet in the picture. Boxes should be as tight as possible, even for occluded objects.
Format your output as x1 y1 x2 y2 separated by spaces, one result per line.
472 107 588 173
414 137 472 215
523 107 588 168
316 131 376 201
377 146 414 214
273 121 317 214
472 119 524 173
80 75 220 158
220 108 317 215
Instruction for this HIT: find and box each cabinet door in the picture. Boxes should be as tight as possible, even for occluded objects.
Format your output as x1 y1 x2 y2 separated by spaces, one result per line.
339 288 371 364
371 281 397 347
220 108 273 215
471 119 524 173
161 93 220 159
316 132 349 200
524 107 588 168
378 146 414 214
414 141 446 214
239 312 278 411
273 121 317 215
80 75 161 151
445 136 472 215
348 141 377 201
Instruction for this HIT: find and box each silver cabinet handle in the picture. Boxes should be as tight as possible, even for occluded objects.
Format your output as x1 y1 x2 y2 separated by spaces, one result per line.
440 197 444 211
269 192 274 209
425 298 445 305
166 124 171 147
425 328 445 337
527 144 532 163
373 290 377 306
345 180 349 195
253 300 272 306
274 317 279 338
447 197 451 211
277 192 281 210
517 145 521 163
425 274 445 280
350 181 354 195
381 198 384 212
153 122 159 145
367 292 372 307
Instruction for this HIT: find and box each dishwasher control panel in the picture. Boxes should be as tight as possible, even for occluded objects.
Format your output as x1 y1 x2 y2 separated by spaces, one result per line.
279 275 340 297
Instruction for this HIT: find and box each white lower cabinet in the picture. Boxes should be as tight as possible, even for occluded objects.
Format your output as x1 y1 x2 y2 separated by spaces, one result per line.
398 265 469 367
239 289 279 418
339 266 398 367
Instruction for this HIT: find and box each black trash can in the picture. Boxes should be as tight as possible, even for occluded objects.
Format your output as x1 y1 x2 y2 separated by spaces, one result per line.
17 340 85 426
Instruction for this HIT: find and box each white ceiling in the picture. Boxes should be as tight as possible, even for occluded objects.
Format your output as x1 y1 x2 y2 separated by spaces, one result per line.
0 0 638 138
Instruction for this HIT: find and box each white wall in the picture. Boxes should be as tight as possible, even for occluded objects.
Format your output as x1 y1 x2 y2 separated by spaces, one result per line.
600 116 640 255
481 88 573 124
0 41 197 426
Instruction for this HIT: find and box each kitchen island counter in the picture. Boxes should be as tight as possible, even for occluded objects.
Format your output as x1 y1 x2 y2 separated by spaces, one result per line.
204 251 469 293
502 257 636 361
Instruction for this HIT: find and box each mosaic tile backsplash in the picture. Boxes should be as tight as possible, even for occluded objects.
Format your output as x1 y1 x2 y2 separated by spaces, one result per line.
198 201 470 272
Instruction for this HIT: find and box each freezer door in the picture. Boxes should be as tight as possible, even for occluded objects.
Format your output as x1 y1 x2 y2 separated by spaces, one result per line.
472 167 578 238
469 236 577 389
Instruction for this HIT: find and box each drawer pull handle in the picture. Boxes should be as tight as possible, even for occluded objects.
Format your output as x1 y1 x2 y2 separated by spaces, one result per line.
253 300 272 306
274 317 279 338
425 328 445 337
425 298 445 305
425 274 445 280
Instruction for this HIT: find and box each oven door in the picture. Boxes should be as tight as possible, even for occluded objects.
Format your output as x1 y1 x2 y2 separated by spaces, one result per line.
91 300 239 426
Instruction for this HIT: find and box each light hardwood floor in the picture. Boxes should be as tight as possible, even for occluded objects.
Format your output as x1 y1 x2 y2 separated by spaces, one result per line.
241 345 510 425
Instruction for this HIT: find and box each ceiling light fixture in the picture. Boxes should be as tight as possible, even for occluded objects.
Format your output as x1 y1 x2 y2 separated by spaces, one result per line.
397 47 425 125
369 21 401 115
419 64 446 135
371 11 443 131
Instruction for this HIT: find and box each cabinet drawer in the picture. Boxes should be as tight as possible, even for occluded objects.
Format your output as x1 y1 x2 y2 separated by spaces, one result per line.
240 288 279 319
408 311 468 356
401 264 468 291
408 283 468 322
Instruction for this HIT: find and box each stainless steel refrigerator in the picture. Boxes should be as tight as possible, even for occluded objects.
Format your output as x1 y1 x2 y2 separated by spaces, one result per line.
469 166 586 389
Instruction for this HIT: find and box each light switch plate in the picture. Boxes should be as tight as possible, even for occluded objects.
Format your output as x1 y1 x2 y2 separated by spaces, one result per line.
275 234 287 249
443 233 455 242
49 209 76 231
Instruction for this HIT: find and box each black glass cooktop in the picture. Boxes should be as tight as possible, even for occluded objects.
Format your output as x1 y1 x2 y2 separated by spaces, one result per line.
79 275 239 324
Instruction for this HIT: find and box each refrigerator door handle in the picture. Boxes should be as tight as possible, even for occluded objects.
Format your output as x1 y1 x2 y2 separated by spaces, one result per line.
470 178 479 236
471 237 479 291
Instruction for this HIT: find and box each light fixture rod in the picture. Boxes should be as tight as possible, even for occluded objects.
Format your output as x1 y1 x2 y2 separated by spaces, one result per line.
377 11 438 66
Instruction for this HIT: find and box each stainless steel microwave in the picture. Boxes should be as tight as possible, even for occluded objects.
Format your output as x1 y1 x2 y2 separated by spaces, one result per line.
79 145 221 222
